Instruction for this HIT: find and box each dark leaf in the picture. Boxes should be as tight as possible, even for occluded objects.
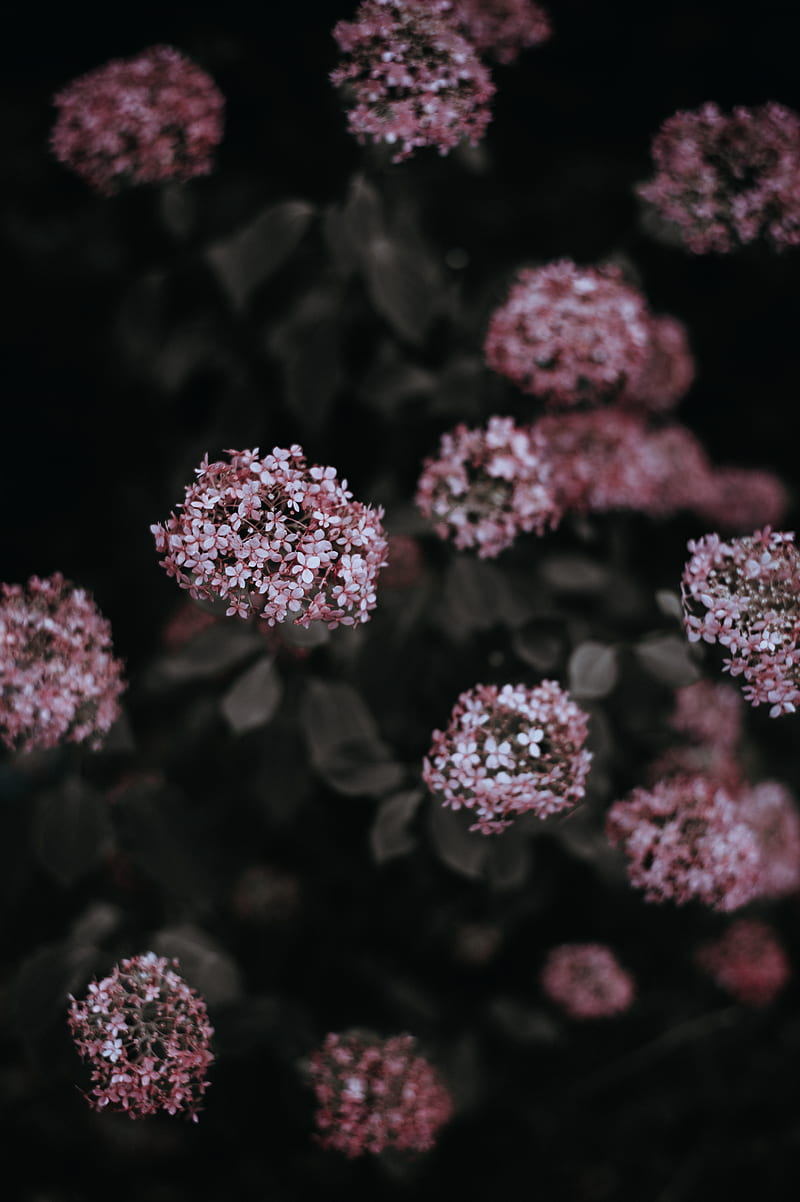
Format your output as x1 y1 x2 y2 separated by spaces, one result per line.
512 617 565 671
540 553 610 594
428 797 491 879
151 924 243 1006
301 679 404 798
34 778 112 886
149 622 264 687
486 997 562 1046
438 557 528 639
568 642 619 700
656 589 684 621
370 789 424 863
221 655 283 734
207 200 316 310
362 233 439 345
635 633 701 687
267 284 345 432
323 176 384 275
10 941 99 1043
486 830 529 891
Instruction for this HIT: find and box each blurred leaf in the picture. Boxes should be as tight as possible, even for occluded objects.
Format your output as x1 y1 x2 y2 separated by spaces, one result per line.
68 902 122 949
486 830 529 891
323 175 383 275
635 633 701 687
438 557 530 639
149 623 264 687
151 924 243 1006
568 642 619 700
359 340 434 416
362 233 440 345
221 655 283 735
301 678 404 797
207 200 316 310
34 778 112 886
486 998 562 1046
512 617 565 671
656 589 684 621
540 554 610 594
428 798 491 879
10 941 98 1043
370 789 424 863
267 283 345 431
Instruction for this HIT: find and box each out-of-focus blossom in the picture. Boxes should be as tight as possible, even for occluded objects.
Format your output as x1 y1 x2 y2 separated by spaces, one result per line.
629 315 695 412
415 416 560 557
51 45 224 195
696 919 791 1005
650 681 745 791
0 573 126 754
638 102 800 254
445 0 551 64
308 1031 452 1157
681 527 800 716
162 599 219 649
423 680 591 834
331 0 494 162
68 953 214 1120
634 423 713 517
541 943 635 1019
380 534 425 589
151 447 388 631
738 780 800 898
695 468 789 534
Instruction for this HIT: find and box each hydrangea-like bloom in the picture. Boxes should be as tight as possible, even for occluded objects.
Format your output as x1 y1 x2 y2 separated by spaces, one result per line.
446 0 551 64
0 573 126 754
151 447 388 630
638 102 800 254
423 680 592 834
51 46 225 196
681 528 800 716
541 944 635 1019
650 681 745 791
696 919 790 1006
635 424 713 517
630 315 695 412
484 261 652 406
415 417 560 557
696 468 789 534
308 1031 452 1157
331 0 494 162
606 775 764 911
68 953 214 1121
739 780 800 898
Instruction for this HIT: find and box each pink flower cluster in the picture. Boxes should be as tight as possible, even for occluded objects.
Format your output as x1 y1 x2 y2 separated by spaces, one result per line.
68 953 214 1121
638 101 800 254
0 573 126 754
308 1031 452 1157
446 0 551 64
695 467 789 534
634 315 695 414
51 45 224 196
415 416 560 557
606 772 800 911
650 681 745 790
331 0 495 162
541 943 635 1019
681 528 800 716
423 679 592 834
695 919 791 1006
151 447 388 630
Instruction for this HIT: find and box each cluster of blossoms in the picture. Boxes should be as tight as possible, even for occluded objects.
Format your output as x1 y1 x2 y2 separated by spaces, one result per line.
331 0 495 162
638 102 800 254
695 467 789 534
151 447 388 630
307 1031 452 1157
0 573 126 754
68 954 214 1120
415 417 560 557
423 680 592 834
606 772 800 911
51 45 224 196
380 534 425 589
681 528 800 716
633 315 695 413
443 0 551 64
541 943 635 1020
695 919 791 1006
650 681 745 790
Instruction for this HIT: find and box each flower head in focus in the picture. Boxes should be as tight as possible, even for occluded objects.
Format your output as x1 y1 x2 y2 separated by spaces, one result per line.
695 919 791 1005
541 943 635 1019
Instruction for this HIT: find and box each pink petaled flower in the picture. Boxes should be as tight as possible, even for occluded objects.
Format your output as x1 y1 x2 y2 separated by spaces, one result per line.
415 416 560 557
541 943 635 1020
423 680 592 834
484 261 653 407
51 45 224 196
151 447 388 630
606 775 764 911
68 953 214 1121
696 919 790 1006
695 467 789 534
533 409 655 514
380 534 425 589
649 681 745 793
681 527 800 716
0 573 126 754
638 101 800 254
739 780 800 898
331 0 495 162
445 0 552 64
308 1031 452 1157
634 423 713 517
629 314 695 412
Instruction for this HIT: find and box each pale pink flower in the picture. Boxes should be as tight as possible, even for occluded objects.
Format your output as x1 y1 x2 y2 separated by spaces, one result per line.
738 780 800 898
629 315 695 412
0 573 126 754
68 953 214 1121
51 45 224 196
423 680 592 834
695 467 789 534
445 0 551 64
308 1031 452 1157
696 919 790 1006
541 943 635 1019
638 102 800 254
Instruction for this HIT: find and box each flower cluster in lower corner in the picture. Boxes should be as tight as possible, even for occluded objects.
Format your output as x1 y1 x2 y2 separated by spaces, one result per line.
423 680 592 834
151 446 388 630
695 919 791 1006
541 943 635 1019
681 527 800 716
0 573 126 754
307 1030 452 1157
68 953 214 1121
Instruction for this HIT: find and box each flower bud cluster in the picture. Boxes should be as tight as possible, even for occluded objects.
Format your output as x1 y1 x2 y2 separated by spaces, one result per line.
695 919 791 1006
446 0 551 64
541 943 635 1019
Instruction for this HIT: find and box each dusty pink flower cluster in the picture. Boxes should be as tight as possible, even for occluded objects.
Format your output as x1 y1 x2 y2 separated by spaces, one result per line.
606 773 800 911
51 45 224 196
695 467 789 534
381 534 425 589
446 0 551 64
681 528 800 716
331 0 495 162
541 943 635 1019
68 953 214 1121
638 101 800 254
695 919 791 1006
635 315 696 413
423 680 592 834
415 416 560 557
0 573 126 754
308 1031 452 1157
649 681 745 790
151 447 388 630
